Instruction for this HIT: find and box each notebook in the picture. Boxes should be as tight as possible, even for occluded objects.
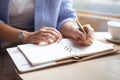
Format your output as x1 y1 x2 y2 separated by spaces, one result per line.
7 38 115 73
17 38 114 66
6 47 57 73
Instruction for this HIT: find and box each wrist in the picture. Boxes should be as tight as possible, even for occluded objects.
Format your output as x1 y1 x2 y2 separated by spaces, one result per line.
61 22 78 39
18 31 25 44
18 30 31 44
22 31 31 43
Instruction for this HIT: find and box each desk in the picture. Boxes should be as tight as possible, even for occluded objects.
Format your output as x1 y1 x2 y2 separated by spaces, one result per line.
1 32 120 80
20 53 120 80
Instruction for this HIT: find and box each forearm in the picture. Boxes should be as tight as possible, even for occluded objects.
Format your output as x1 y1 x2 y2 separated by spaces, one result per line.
0 23 30 43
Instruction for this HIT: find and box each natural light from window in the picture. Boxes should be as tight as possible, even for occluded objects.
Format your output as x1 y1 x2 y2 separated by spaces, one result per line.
73 0 120 16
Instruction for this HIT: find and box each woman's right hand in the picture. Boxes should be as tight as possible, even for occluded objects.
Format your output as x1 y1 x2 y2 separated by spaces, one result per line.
23 27 62 45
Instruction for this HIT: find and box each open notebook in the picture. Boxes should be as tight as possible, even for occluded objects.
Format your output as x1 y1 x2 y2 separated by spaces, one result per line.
6 38 115 73
16 38 114 67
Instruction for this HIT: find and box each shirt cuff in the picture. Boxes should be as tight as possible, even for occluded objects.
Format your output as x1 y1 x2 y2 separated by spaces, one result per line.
57 18 75 31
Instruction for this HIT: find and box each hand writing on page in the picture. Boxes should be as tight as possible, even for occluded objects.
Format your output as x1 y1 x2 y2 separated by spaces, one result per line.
70 23 94 46
76 24 94 46
60 19 94 46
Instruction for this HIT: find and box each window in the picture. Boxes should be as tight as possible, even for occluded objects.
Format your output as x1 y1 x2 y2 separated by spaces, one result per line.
73 0 120 31
73 0 120 16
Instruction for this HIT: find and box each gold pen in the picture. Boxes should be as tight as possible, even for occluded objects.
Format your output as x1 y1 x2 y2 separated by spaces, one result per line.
74 18 93 44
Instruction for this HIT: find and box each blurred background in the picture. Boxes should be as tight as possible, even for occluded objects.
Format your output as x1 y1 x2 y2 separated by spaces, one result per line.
73 0 120 31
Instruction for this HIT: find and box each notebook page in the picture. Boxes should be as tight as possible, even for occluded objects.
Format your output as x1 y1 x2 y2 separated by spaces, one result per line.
6 47 57 73
17 41 74 66
60 39 114 57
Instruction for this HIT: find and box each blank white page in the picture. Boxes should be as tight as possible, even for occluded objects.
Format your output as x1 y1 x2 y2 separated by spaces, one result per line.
17 41 74 66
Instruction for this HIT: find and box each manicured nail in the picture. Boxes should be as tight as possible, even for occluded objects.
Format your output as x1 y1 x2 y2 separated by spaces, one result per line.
38 42 48 46
49 39 54 43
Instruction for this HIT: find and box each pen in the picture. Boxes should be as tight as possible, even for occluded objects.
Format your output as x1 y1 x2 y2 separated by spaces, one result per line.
74 18 93 44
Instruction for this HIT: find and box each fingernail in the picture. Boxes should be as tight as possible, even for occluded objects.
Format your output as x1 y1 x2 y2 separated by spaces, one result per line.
57 39 60 42
49 39 54 43
38 42 48 46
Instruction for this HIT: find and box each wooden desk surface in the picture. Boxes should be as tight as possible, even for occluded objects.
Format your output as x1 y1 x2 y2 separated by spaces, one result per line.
20 52 120 80
18 32 120 80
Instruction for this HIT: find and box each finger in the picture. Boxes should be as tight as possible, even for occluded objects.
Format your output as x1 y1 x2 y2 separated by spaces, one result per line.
38 27 62 41
73 28 87 40
46 30 62 41
43 27 63 39
83 24 94 38
30 35 50 44
77 39 92 46
40 33 56 42
44 27 60 34
83 25 94 44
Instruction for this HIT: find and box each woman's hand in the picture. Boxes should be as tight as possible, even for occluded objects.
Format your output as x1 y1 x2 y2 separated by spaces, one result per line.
23 27 62 45
60 22 94 46
72 24 94 46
